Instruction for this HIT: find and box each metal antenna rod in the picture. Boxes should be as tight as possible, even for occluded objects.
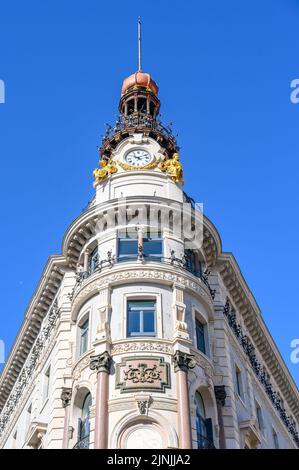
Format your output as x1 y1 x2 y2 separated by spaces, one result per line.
138 16 142 71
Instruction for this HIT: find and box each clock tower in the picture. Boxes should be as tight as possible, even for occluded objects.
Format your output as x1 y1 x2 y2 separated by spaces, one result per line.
93 69 184 205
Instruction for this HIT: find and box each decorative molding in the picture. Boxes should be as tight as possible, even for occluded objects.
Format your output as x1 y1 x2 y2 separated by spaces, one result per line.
0 300 61 437
72 354 91 381
223 298 299 448
116 356 170 393
111 340 173 356
61 388 72 408
173 351 196 373
72 266 212 317
116 158 159 171
214 385 227 407
89 351 112 374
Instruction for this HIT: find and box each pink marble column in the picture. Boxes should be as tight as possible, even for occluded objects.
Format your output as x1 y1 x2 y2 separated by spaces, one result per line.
173 351 196 449
61 388 72 449
90 351 112 449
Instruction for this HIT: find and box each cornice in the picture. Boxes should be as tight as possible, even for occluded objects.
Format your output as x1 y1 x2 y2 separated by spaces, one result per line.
217 252 299 421
61 196 221 269
0 255 67 411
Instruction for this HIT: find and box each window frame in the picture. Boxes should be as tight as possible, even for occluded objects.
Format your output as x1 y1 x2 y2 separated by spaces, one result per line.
235 364 243 399
255 401 264 434
127 299 157 337
78 315 90 357
195 318 206 355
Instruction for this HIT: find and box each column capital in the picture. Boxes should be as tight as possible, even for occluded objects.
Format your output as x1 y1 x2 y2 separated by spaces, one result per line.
89 351 112 374
61 387 72 408
173 350 196 373
214 385 227 406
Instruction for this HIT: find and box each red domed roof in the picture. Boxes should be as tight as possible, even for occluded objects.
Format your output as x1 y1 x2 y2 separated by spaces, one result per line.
121 71 159 96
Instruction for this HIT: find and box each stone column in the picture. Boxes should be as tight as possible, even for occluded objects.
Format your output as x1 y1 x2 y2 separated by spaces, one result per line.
173 351 196 449
83 250 90 274
137 226 144 261
61 388 72 449
89 351 112 449
214 385 227 449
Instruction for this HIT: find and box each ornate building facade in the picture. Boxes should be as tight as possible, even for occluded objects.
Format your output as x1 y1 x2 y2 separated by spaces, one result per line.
0 69 298 450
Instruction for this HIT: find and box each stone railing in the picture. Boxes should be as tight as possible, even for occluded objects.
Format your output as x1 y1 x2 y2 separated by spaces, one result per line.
0 300 61 438
223 298 299 447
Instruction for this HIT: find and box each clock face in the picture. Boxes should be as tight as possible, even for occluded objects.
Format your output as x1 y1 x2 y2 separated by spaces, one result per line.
125 149 152 167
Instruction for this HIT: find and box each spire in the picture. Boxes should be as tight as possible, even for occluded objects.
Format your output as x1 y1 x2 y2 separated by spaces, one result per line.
138 16 142 72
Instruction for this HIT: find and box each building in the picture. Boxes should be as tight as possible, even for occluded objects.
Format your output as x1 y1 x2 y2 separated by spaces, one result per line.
0 67 298 450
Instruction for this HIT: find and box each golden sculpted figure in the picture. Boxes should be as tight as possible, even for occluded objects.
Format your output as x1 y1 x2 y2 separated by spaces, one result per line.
158 153 184 184
93 158 118 185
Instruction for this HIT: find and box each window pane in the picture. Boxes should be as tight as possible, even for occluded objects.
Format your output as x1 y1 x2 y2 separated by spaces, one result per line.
129 300 155 310
143 311 155 333
196 320 206 354
143 240 162 255
80 319 89 355
128 311 140 335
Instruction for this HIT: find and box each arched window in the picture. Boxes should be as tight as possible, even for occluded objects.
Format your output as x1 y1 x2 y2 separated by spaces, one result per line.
76 393 92 449
195 392 214 449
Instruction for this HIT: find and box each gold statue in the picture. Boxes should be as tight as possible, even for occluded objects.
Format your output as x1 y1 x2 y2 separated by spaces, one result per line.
93 158 118 185
159 153 184 184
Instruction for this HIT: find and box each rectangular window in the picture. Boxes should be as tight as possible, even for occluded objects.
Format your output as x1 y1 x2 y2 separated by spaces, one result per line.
80 319 89 356
127 300 156 337
272 429 279 449
255 402 264 432
235 366 243 398
118 231 163 262
43 367 51 403
195 319 206 354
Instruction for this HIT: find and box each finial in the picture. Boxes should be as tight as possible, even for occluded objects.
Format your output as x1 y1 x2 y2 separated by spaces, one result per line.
138 16 142 71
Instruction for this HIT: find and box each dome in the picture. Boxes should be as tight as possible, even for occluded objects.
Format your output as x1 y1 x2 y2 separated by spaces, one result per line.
121 71 159 96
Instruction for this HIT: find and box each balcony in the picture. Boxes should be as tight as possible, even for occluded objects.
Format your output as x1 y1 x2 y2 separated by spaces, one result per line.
73 435 90 449
70 251 215 302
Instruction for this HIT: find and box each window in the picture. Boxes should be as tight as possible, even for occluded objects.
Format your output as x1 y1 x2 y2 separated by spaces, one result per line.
235 365 243 398
79 318 89 356
255 402 264 433
26 404 32 432
43 366 51 403
184 250 202 277
195 392 214 449
272 429 279 449
88 247 98 274
12 430 17 449
118 230 162 262
195 319 206 354
127 300 156 337
76 393 92 449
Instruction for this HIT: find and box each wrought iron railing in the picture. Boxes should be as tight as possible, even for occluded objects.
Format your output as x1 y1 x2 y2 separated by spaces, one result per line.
69 251 215 301
197 435 215 449
223 298 299 448
101 113 178 146
73 435 90 449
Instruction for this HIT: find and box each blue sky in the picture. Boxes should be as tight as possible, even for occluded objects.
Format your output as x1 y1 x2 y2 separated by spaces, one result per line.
0 0 298 385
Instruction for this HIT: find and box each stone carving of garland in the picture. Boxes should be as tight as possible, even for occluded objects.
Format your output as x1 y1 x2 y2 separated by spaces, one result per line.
0 300 60 437
223 298 299 447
